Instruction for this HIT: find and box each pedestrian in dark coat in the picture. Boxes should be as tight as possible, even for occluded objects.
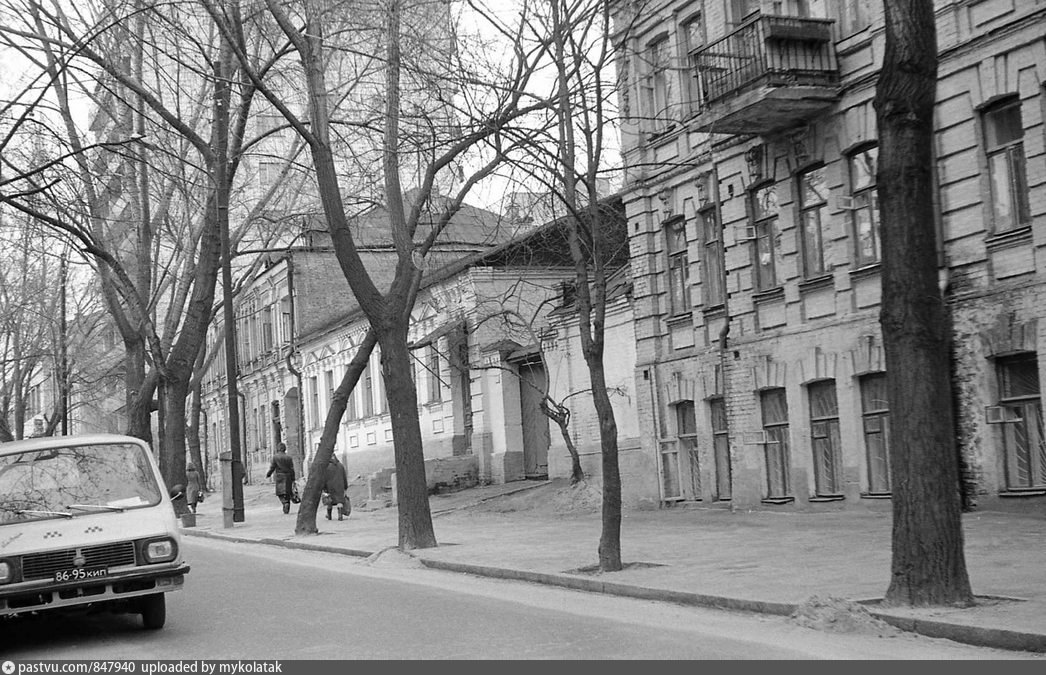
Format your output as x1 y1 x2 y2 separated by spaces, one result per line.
323 453 350 521
265 442 296 514
186 463 203 514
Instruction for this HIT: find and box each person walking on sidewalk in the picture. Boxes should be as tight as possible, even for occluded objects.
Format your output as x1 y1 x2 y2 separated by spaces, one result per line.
265 442 296 514
323 452 350 521
185 463 203 514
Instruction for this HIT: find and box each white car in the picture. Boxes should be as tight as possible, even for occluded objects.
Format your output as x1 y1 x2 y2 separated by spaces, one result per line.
0 434 190 629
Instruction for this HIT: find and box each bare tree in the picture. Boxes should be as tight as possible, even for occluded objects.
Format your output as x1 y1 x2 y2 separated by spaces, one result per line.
203 0 553 548
875 0 973 606
0 0 301 489
509 0 627 571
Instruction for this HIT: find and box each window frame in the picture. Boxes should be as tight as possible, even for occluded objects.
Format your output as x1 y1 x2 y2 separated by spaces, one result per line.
760 388 791 499
996 353 1045 490
643 36 672 131
859 373 891 495
848 145 880 267
709 397 732 501
808 379 843 497
798 164 829 279
680 12 706 113
982 98 1031 232
699 205 726 308
750 182 782 292
665 216 691 316
426 345 443 404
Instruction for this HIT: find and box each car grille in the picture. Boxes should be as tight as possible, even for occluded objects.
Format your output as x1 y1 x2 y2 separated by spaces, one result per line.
22 542 137 580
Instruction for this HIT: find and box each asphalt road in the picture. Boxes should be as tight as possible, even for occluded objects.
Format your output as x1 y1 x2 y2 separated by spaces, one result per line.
1 538 1037 660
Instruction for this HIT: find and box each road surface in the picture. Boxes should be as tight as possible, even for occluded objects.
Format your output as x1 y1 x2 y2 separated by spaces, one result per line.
1 538 1038 659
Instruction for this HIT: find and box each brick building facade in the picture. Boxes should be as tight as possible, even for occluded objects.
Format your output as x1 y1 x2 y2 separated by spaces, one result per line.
613 0 1046 511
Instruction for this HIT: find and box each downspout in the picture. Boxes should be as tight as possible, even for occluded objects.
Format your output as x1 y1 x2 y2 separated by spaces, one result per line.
283 255 307 478
710 163 737 509
237 389 248 484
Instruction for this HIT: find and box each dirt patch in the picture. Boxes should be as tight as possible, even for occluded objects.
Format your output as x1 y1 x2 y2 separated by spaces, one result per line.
469 478 602 515
791 596 902 637
364 546 427 570
565 561 667 576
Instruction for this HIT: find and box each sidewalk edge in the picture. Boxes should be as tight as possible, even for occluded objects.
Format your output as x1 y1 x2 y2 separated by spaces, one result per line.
182 528 1046 654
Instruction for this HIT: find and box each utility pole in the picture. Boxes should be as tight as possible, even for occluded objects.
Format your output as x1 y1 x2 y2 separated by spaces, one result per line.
214 55 244 525
59 251 68 435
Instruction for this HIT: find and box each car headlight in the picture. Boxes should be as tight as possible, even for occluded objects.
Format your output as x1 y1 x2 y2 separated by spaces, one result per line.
0 560 12 584
143 538 178 563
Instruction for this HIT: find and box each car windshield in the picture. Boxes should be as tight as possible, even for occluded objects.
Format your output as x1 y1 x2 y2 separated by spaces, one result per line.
0 442 162 525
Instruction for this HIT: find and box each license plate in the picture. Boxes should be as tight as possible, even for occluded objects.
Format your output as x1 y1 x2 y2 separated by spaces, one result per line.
53 568 108 582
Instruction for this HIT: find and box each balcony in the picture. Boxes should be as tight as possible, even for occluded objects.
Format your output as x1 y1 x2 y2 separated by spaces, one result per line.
689 13 839 136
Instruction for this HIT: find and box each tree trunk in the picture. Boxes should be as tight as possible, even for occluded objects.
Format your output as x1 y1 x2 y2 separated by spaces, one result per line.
187 376 207 491
295 329 378 535
586 352 621 571
875 0 973 607
545 401 584 484
379 322 437 550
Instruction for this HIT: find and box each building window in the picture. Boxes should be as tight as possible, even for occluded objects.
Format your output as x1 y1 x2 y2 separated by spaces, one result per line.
983 98 1030 232
860 373 891 494
809 380 843 496
840 0 873 34
280 297 291 345
849 145 880 267
798 166 828 279
730 0 759 24
681 13 706 112
700 207 725 307
666 217 690 315
324 369 335 415
308 376 319 428
258 160 280 189
661 400 700 500
996 353 1045 490
710 397 732 501
761 388 791 498
362 362 374 417
770 0 828 17
261 306 274 352
751 183 782 292
426 346 443 403
643 37 671 130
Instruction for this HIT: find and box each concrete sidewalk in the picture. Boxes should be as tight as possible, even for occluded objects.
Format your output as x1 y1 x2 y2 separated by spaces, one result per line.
180 479 1046 654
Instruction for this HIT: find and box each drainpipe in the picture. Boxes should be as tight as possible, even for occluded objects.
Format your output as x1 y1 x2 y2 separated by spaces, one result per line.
709 163 738 510
238 389 249 484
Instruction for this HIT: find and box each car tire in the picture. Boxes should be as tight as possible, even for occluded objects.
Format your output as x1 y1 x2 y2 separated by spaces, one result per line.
140 593 166 629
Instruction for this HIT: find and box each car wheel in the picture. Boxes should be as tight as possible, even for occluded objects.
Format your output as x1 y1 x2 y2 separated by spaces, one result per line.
140 593 166 630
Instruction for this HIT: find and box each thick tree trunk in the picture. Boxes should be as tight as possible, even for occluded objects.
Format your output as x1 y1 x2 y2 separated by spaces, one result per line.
379 323 437 550
163 377 190 489
187 378 206 491
295 329 378 535
876 0 973 607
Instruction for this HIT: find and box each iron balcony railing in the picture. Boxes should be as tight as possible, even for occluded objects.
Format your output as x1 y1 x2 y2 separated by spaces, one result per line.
692 12 838 107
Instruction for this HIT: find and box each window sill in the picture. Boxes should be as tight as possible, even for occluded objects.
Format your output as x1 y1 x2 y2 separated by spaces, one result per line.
702 303 728 318
424 400 444 410
809 494 846 502
753 287 785 304
798 274 834 292
860 492 892 500
665 312 694 327
998 489 1046 498
849 263 881 280
985 226 1032 251
761 496 794 505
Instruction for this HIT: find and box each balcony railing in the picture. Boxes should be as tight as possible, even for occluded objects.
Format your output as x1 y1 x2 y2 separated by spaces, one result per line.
692 12 838 124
